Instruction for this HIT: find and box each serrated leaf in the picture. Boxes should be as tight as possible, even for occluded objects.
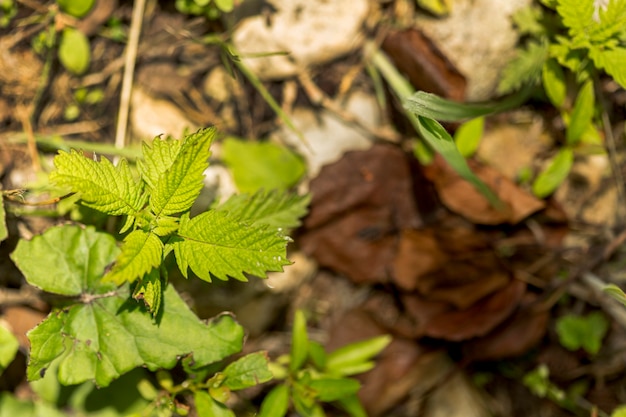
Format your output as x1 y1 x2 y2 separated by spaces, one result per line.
566 80 595 145
454 117 484 158
173 210 290 282
258 384 289 417
195 390 235 417
497 41 548 95
325 335 391 377
589 46 626 89
221 137 306 193
309 377 361 402
12 225 242 387
0 322 19 372
150 128 215 217
591 0 626 44
27 286 243 387
104 230 163 285
11 225 120 295
216 190 310 231
542 58 567 108
290 310 309 372
132 268 162 316
512 5 548 36
557 0 595 40
222 351 273 390
58 28 90 75
532 147 574 198
138 136 183 190
50 150 145 217
555 311 608 354
151 215 180 236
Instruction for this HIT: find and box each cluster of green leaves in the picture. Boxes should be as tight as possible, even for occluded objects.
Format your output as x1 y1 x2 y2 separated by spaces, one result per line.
0 0 16 27
259 311 391 417
498 0 626 197
175 0 234 19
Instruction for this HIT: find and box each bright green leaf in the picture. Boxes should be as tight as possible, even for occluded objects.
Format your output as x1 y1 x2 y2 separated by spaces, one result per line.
290 310 309 372
150 128 214 217
214 0 234 12
557 0 595 40
589 46 626 89
532 147 574 198
258 384 289 417
195 391 235 417
221 137 306 193
566 80 594 145
542 58 567 108
555 311 609 355
216 190 310 231
416 0 452 16
58 28 91 75
103 230 163 285
326 335 391 376
611 405 626 417
138 136 183 190
309 377 361 402
0 322 18 373
57 0 95 17
11 225 119 296
454 117 484 158
173 210 290 282
592 0 626 44
222 351 273 390
50 150 145 217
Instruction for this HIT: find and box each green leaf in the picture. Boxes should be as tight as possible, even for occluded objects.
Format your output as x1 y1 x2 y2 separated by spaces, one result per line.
103 230 163 285
497 41 548 95
11 225 120 296
150 128 215 217
532 147 574 198
57 0 95 17
216 190 310 231
221 137 306 193
542 58 567 108
0 392 66 417
325 335 391 376
592 0 626 44
336 395 368 417
132 268 163 316
454 117 484 158
50 150 145 218
416 117 501 207
512 5 548 37
604 284 626 306
58 28 91 75
405 89 531 122
151 215 179 237
566 80 595 145
12 225 243 387
258 384 289 417
309 341 327 370
138 136 183 190
290 310 309 372
222 351 273 390
195 391 235 417
589 46 626 89
0 322 18 373
555 311 609 355
309 377 361 402
557 0 595 40
173 210 290 282
611 405 626 417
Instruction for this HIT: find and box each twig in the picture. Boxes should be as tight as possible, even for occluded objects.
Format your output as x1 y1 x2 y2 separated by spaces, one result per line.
114 0 147 151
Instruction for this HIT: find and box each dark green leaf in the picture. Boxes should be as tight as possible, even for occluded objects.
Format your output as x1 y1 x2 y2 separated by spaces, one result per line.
309 377 361 402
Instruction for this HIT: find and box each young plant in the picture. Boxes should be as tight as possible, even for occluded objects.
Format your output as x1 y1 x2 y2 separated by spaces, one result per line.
259 310 392 417
7 127 309 415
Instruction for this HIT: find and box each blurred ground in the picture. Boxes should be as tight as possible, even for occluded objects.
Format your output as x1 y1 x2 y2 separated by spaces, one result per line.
2 0 626 416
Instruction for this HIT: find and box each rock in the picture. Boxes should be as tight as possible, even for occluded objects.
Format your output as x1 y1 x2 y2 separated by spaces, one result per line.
415 0 532 101
130 87 197 141
274 91 379 177
232 0 369 80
